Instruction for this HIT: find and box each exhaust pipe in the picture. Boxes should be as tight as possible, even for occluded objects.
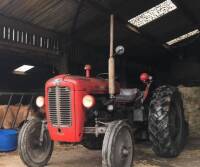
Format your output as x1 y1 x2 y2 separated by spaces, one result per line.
108 14 115 98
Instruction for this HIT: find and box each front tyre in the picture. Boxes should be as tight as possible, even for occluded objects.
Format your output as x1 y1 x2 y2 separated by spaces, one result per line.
18 119 54 167
149 85 188 157
102 121 134 167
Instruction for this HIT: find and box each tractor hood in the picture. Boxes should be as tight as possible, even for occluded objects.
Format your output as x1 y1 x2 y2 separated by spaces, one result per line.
46 74 120 94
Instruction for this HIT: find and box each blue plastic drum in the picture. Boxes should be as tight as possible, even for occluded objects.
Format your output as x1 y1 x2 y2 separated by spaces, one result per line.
0 129 17 152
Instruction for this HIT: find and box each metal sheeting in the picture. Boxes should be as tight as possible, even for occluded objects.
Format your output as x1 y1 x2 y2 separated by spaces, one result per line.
0 0 106 34
0 0 78 32
0 0 199 48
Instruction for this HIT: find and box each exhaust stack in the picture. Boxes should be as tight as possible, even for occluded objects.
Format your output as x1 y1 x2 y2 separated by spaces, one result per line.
108 14 115 98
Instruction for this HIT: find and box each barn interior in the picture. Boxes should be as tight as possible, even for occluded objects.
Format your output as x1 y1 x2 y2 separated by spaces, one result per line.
0 0 200 167
0 0 199 88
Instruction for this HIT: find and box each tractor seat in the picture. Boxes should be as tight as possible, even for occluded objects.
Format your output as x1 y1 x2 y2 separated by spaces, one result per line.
116 88 141 103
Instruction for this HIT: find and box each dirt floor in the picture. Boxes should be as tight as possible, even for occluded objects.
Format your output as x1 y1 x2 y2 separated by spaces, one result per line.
0 138 200 167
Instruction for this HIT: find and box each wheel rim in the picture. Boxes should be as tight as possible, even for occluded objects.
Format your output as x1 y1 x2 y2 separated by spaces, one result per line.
27 123 52 163
112 127 133 167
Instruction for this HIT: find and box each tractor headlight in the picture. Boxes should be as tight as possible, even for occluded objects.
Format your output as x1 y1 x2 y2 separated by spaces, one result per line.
107 104 114 111
36 96 45 108
82 95 96 109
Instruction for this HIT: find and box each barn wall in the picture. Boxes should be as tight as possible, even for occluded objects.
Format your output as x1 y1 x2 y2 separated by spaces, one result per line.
66 42 200 139
171 59 200 86
0 63 55 92
67 42 108 76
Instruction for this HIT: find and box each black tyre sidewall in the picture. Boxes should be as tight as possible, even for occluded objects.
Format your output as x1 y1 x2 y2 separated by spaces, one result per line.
18 119 54 167
148 85 187 157
102 121 134 167
170 91 186 152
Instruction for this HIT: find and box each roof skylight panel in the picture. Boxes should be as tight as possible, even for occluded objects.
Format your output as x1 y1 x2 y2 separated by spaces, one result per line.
128 0 177 27
166 29 200 45
14 65 34 73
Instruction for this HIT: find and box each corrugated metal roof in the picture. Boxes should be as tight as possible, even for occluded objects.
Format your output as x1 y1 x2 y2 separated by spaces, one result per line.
0 0 199 48
0 0 79 32
0 0 126 32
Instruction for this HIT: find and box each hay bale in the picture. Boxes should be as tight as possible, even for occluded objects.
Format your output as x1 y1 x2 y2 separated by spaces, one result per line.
0 105 37 129
179 86 200 138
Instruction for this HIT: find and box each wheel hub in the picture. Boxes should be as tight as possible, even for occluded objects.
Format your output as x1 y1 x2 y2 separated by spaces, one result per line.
114 127 133 167
121 147 129 157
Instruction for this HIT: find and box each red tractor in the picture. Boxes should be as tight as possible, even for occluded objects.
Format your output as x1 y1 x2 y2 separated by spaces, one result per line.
18 17 188 167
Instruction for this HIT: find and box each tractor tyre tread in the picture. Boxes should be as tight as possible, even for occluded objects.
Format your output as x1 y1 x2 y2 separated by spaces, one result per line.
149 85 188 158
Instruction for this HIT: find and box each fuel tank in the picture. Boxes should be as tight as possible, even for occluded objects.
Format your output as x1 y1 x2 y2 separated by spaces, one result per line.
47 74 120 94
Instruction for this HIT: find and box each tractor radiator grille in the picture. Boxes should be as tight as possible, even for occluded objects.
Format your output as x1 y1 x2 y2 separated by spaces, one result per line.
48 86 72 127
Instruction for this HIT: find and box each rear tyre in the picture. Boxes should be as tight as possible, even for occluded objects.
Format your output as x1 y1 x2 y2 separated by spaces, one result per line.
102 121 134 167
82 134 103 150
18 119 54 167
149 85 188 157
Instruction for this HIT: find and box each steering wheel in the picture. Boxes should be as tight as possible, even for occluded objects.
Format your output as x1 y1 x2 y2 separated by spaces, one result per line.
96 73 119 80
96 73 109 79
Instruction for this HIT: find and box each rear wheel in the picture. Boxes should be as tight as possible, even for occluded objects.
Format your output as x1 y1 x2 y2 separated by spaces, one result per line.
18 119 54 167
102 121 134 167
149 85 188 157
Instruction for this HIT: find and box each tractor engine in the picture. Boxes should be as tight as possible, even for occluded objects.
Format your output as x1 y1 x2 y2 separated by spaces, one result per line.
44 69 119 143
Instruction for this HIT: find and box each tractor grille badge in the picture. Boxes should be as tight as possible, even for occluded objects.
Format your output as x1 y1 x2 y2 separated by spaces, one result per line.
53 79 62 86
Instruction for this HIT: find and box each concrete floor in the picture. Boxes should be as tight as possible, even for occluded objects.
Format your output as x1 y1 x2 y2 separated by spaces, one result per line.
0 138 200 167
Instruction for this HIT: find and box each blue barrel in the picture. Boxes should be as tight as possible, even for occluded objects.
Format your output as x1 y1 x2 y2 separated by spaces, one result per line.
0 129 17 152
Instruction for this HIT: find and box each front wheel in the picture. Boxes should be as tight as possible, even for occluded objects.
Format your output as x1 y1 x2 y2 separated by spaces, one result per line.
18 119 54 167
102 121 134 167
